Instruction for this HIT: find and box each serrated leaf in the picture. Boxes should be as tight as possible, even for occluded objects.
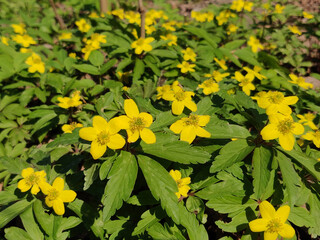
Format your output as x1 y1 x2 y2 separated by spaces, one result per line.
147 222 178 240
102 151 138 221
288 207 315 228
141 133 211 164
47 128 80 148
99 155 116 180
215 211 254 233
308 194 320 237
4 227 32 240
83 163 99 190
133 58 145 82
210 139 254 173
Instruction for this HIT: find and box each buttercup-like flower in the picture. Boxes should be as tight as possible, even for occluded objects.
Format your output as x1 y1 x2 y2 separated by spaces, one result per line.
79 116 125 159
261 113 304 151
25 53 45 74
169 170 191 199
1 36 9 46
297 113 317 130
205 71 230 82
62 122 83 133
57 91 82 109
249 201 295 240
181 48 196 62
248 36 264 53
274 4 285 14
40 177 76 215
227 24 238 34
243 66 267 80
177 61 196 73
160 33 177 46
115 99 156 144
125 11 141 25
302 130 320 148
303 11 314 19
198 79 220 95
234 71 255 96
58 32 72 40
111 9 125 19
75 19 91 32
12 34 36 47
11 23 26 34
156 85 172 100
214 58 228 71
162 81 197 115
17 168 46 195
289 74 313 89
131 37 154 54
288 25 302 35
170 114 211 143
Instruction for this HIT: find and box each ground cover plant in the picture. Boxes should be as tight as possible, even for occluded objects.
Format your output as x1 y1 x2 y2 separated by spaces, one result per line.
0 0 320 239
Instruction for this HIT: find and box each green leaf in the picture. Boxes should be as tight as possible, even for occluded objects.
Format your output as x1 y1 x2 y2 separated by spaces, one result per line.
147 222 179 240
137 154 180 223
149 111 180 131
20 206 44 240
144 55 161 76
83 163 99 191
219 47 242 67
89 50 104 66
102 151 138 221
210 139 255 173
234 49 261 66
31 112 57 135
34 88 46 103
224 40 246 50
215 211 253 233
308 194 320 237
0 199 34 228
184 26 217 48
141 133 211 164
252 147 272 200
47 128 80 148
0 191 19 205
276 150 301 206
100 58 117 75
133 58 145 82
288 207 315 228
151 49 178 59
74 64 100 75
33 199 54 236
4 227 32 240
99 155 117 180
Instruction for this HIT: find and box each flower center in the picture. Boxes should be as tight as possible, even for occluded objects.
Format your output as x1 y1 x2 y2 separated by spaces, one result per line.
241 77 251 85
277 119 294 135
184 115 199 126
266 218 283 233
314 131 320 139
47 188 60 201
97 130 110 145
203 79 215 87
33 58 41 64
25 173 40 186
174 91 186 101
130 117 146 131
268 92 284 104
136 39 145 46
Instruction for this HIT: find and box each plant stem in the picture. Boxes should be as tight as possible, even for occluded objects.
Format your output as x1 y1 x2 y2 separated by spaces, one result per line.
100 0 108 15
49 0 66 29
138 0 145 39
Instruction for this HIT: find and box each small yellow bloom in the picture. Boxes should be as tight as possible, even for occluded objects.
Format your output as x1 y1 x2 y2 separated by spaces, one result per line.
230 0 245 12
214 58 228 71
75 19 91 33
205 71 230 82
11 23 26 35
62 122 83 133
160 33 177 46
122 86 130 92
216 10 236 25
81 43 99 60
89 12 100 18
20 48 33 53
170 114 211 143
1 36 9 46
243 66 267 80
227 88 235 95
248 36 264 53
198 79 220 95
289 74 313 89
156 85 172 100
111 9 125 19
161 22 176 31
297 113 317 130
177 61 196 73
58 32 72 40
302 130 320 148
25 53 45 74
115 99 156 144
169 170 191 199
57 91 82 109
162 81 197 115
131 37 154 55
249 201 295 240
12 34 36 47
40 177 76 215
234 71 255 96
274 4 285 14
303 11 314 19
227 24 238 35
17 168 46 195
243 1 253 12
145 25 156 35
181 48 196 62
87 33 107 47
68 53 77 59
191 11 207 22
125 11 141 25
79 116 125 159
288 25 302 35
261 113 304 151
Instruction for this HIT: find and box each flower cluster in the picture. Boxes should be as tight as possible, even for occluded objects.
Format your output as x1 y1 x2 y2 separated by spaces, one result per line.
81 33 107 60
169 170 191 199
57 91 83 109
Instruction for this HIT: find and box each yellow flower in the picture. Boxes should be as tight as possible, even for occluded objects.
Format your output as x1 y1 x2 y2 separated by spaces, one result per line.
169 170 191 199
161 22 176 31
302 130 320 148
214 58 228 71
62 122 83 133
198 79 220 95
156 85 172 100
40 177 76 215
303 11 314 19
87 33 107 47
227 24 238 35
243 66 267 80
79 116 125 159
1 36 9 46
75 19 91 33
234 72 255 96
216 10 235 25
288 25 302 35
20 48 33 53
288 74 313 89
274 4 285 14
81 43 99 60
122 86 130 92
261 113 304 151
191 11 207 22
248 36 264 53
243 1 253 12
111 9 125 19
125 11 141 25
205 71 230 82
58 32 72 40
256 91 298 116
25 53 45 74
297 113 317 130
89 12 99 18
227 88 235 95
12 34 36 47
230 0 245 12
249 201 295 240
177 61 196 73
181 48 196 62
69 53 77 59
11 23 26 34
160 33 177 46
162 81 197 115
115 99 156 144
145 25 156 35
131 37 154 55
17 168 46 195
57 91 82 109
170 114 211 143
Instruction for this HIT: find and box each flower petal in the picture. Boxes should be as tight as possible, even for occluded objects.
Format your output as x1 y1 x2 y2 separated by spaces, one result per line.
45 197 54 207
278 223 295 239
21 168 34 178
60 190 77 203
275 205 290 223
124 99 139 118
198 115 210 126
279 134 295 151
249 219 268 232
179 185 190 197
39 182 52 195
261 124 279 140
291 123 304 135
17 179 31 192
259 201 276 220
113 115 130 130
53 198 65 215
195 127 211 138
90 140 107 159
264 231 278 240
172 101 185 115
169 170 181 181
127 129 140 143
93 116 108 132
170 120 184 134
107 134 126 149
79 127 97 141
184 100 197 112
140 128 156 144
52 177 65 192
180 126 196 144
283 96 298 105
31 184 40 195
277 104 292 116
139 112 153 127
